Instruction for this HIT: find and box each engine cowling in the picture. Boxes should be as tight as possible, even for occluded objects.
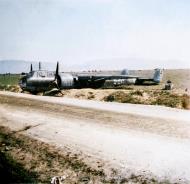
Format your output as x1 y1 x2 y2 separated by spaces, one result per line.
57 73 75 89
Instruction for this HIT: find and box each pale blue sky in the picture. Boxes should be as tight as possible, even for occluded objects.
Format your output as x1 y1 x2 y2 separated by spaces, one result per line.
0 0 190 69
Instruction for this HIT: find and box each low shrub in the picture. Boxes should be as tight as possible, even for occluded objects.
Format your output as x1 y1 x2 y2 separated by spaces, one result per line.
104 91 142 104
151 93 189 109
130 90 144 96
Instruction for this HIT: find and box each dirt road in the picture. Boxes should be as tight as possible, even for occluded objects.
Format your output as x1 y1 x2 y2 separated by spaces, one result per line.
0 91 190 183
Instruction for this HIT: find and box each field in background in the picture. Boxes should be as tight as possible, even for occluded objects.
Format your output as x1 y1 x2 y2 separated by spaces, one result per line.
0 74 20 86
0 74 20 92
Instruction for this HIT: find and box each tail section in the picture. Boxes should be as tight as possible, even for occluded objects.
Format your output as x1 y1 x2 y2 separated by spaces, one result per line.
153 68 163 83
121 69 129 75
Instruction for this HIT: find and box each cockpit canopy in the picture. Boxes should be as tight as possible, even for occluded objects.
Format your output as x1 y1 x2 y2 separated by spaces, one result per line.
28 71 55 78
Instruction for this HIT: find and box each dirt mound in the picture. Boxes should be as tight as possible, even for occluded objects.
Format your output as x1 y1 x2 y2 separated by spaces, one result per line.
60 89 190 110
0 85 21 92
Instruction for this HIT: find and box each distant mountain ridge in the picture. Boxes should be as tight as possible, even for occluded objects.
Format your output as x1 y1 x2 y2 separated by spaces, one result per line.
0 60 63 74
0 59 132 74
1 59 189 74
0 60 102 74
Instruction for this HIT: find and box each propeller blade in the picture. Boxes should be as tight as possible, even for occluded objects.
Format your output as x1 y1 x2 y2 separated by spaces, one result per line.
39 62 41 70
55 61 59 79
30 64 33 72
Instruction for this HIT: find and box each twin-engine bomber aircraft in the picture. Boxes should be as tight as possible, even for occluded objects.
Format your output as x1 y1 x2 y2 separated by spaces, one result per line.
19 62 163 93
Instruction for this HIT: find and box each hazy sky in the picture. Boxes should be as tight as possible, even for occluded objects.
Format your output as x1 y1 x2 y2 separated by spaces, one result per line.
0 0 190 69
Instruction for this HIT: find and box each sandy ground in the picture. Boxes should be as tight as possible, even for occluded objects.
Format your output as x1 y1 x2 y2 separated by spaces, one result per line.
0 91 190 183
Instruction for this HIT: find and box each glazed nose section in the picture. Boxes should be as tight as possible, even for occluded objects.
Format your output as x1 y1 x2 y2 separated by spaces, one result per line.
153 69 163 83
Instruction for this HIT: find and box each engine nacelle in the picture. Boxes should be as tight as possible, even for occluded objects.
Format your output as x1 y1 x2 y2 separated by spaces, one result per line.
57 73 75 89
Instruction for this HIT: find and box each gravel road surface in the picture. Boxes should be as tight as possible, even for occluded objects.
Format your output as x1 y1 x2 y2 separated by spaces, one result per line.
0 91 190 183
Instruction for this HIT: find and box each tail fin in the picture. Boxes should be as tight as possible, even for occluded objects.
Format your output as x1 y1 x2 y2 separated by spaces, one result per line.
121 69 129 75
153 68 163 83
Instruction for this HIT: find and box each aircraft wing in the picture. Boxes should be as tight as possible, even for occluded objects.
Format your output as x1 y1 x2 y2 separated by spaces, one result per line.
76 68 163 85
77 74 160 85
77 74 139 81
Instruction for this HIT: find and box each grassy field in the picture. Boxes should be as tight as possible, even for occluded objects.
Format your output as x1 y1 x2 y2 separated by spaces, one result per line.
0 74 20 92
0 74 20 86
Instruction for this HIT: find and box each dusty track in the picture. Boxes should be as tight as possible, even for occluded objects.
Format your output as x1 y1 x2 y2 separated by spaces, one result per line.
0 91 190 183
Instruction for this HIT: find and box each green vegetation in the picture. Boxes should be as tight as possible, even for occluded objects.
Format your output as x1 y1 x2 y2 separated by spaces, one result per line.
0 74 20 85
0 74 20 92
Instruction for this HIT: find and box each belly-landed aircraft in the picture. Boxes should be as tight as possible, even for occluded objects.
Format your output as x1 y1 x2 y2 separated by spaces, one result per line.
19 62 163 94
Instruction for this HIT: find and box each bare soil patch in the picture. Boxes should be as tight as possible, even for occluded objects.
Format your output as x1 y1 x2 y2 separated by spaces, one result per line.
0 126 106 183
